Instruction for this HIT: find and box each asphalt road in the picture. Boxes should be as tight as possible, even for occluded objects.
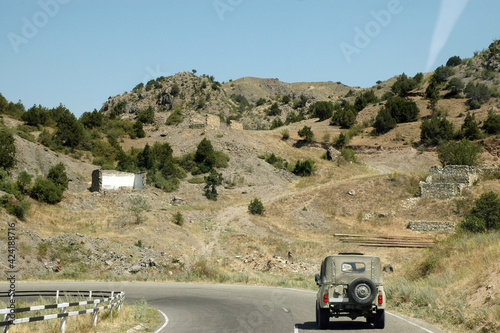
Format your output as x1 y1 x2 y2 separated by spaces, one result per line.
0 282 445 333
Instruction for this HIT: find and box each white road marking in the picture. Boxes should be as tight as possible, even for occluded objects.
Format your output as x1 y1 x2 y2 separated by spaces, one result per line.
294 324 299 333
153 309 169 333
387 311 435 333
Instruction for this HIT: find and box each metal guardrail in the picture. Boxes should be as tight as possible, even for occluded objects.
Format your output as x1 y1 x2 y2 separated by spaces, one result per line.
0 290 125 333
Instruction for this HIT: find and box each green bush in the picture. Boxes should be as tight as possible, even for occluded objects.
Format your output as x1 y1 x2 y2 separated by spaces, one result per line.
432 65 455 83
340 148 358 163
385 96 419 123
30 177 63 204
0 130 16 171
331 104 357 129
390 73 421 97
460 112 481 140
310 101 334 121
420 115 454 146
281 129 290 140
482 109 500 134
132 120 146 138
298 126 314 143
437 139 483 166
138 106 155 124
15 171 33 195
248 198 265 215
293 159 315 176
173 212 184 226
354 90 378 111
373 107 396 135
165 107 184 125
264 153 287 170
267 102 281 116
459 192 500 232
47 163 69 190
270 118 284 129
446 55 462 67
204 170 223 201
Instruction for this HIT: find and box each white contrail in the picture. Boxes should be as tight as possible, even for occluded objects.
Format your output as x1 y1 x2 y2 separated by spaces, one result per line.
426 0 469 71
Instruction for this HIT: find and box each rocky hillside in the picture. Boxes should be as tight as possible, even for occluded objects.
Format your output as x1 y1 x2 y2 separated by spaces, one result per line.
0 38 499 332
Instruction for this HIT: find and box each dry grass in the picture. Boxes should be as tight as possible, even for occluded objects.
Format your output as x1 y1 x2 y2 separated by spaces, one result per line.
386 231 500 333
0 297 160 333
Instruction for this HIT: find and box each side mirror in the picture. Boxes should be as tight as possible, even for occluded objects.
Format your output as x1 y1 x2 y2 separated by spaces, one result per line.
315 274 321 285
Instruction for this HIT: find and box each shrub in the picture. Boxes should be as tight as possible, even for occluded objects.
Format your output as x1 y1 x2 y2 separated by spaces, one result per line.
334 132 350 149
267 102 281 116
310 101 334 121
30 177 63 204
420 115 454 146
204 170 223 201
446 55 462 67
170 83 180 96
256 98 267 106
270 118 284 129
132 120 146 138
298 126 314 143
47 163 69 190
129 196 150 224
0 129 16 170
460 112 481 140
437 139 483 166
15 171 33 195
173 212 184 226
482 109 500 134
354 90 378 111
373 107 396 135
165 107 184 125
465 82 491 106
281 129 290 140
138 106 155 124
265 153 286 169
391 73 421 97
340 148 358 163
459 192 500 232
248 198 265 215
432 65 455 83
446 77 464 97
331 105 357 129
293 159 315 176
385 96 419 123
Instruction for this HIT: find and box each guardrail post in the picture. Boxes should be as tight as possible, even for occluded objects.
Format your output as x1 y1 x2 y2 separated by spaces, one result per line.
56 290 59 303
92 302 98 327
2 313 9 333
109 292 114 317
89 291 92 300
117 292 123 312
60 307 66 333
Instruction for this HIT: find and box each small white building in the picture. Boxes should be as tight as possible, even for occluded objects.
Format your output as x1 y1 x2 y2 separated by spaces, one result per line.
90 169 146 192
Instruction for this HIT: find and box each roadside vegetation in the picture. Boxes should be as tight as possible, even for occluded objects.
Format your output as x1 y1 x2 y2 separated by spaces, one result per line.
0 297 160 333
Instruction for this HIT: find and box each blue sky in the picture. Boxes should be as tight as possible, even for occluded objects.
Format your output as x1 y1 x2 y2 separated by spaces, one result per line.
1 0 499 117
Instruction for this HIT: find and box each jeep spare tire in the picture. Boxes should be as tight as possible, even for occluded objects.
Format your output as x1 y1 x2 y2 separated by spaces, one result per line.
348 277 377 305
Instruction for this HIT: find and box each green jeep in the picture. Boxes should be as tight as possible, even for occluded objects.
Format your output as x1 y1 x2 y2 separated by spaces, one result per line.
315 253 386 329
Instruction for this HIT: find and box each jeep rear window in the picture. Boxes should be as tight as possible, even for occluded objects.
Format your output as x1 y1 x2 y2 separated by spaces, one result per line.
341 262 366 273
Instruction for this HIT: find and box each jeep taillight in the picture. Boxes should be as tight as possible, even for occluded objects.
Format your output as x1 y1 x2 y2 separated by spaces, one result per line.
378 294 383 305
323 293 328 303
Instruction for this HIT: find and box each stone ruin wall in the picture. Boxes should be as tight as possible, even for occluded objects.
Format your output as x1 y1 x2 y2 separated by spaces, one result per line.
206 114 220 129
230 120 243 130
419 165 481 198
407 221 456 233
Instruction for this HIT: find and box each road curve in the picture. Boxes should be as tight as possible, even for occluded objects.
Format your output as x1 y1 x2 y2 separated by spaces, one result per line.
1 282 445 333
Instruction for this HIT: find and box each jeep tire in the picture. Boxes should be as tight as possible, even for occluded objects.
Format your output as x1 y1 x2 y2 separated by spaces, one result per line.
316 301 329 329
348 277 377 305
374 309 385 329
